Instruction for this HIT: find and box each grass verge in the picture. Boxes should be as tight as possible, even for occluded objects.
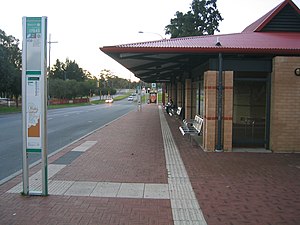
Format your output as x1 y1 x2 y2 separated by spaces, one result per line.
0 94 132 114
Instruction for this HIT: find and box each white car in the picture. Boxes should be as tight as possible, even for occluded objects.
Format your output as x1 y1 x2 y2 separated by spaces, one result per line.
128 96 134 101
105 98 113 103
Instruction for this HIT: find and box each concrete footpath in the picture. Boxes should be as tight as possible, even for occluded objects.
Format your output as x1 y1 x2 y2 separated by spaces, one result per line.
0 105 299 225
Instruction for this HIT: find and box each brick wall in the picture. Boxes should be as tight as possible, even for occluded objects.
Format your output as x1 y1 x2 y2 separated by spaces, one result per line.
270 56 300 152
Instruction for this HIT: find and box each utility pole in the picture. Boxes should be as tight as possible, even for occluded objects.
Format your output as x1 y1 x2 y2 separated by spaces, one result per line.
47 34 58 105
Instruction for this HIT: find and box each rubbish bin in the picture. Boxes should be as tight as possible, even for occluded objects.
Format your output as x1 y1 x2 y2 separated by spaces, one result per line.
149 92 157 103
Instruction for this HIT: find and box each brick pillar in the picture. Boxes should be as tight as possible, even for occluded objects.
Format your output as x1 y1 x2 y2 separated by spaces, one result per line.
204 71 217 151
191 81 197 118
171 82 176 102
223 71 233 151
162 83 166 106
270 56 300 152
185 79 192 120
177 82 182 107
167 83 174 102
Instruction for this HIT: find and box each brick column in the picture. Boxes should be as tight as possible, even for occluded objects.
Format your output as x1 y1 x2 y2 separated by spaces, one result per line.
223 71 233 151
204 71 217 151
185 79 192 120
191 81 197 118
270 56 300 152
171 82 176 103
166 83 171 101
177 82 182 107
162 83 166 106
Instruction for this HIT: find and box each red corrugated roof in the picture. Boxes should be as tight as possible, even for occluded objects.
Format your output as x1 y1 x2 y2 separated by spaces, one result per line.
102 32 300 55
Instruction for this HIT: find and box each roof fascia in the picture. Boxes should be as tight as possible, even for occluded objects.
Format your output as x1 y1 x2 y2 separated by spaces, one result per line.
101 46 300 56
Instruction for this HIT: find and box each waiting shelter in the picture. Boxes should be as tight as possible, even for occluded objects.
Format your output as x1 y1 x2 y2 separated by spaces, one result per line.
100 0 300 153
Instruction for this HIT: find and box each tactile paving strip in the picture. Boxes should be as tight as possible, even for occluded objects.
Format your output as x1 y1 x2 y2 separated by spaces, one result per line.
159 106 207 225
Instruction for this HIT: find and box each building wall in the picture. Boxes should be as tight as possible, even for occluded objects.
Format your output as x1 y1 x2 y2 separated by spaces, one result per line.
270 56 300 152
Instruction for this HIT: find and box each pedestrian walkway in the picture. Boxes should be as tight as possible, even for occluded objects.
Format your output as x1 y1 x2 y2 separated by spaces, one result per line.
0 104 299 225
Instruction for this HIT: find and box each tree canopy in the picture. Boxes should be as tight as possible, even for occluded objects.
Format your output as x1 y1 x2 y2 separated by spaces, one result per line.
50 58 87 81
165 0 223 38
0 29 22 105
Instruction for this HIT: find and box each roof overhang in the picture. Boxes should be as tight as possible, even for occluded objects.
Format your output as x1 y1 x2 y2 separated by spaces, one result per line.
100 33 300 82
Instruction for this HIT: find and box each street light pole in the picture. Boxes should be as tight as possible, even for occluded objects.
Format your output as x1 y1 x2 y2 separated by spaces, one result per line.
47 33 58 105
138 31 164 39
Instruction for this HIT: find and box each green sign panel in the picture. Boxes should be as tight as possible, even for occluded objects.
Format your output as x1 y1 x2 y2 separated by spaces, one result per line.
26 17 42 37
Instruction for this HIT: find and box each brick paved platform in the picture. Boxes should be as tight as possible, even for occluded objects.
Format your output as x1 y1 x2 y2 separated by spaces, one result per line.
1 104 300 225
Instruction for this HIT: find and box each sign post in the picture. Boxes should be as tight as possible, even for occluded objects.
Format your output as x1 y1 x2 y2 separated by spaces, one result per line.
22 17 48 196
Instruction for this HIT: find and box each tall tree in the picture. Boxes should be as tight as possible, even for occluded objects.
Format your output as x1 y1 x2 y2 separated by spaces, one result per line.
64 58 86 81
50 58 87 81
165 0 223 38
50 59 65 80
0 29 21 105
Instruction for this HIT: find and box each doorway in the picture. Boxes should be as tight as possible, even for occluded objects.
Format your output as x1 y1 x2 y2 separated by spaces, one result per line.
232 74 270 148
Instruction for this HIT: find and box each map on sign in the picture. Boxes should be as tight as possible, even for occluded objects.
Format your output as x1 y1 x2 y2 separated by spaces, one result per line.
26 77 41 148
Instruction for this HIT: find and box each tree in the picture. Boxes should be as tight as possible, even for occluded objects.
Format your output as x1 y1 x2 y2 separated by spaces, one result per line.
0 29 22 105
165 0 223 38
64 59 86 81
50 58 88 81
98 69 117 96
49 79 97 99
50 59 65 80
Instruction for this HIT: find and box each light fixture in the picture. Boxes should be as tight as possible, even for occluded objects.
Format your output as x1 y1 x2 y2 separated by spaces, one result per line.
294 68 300 76
215 37 221 46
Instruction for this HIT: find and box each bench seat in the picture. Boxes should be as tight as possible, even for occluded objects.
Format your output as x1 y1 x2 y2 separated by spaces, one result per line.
179 115 203 136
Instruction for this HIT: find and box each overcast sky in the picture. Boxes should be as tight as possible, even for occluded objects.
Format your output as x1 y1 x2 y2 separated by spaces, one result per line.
1 0 299 81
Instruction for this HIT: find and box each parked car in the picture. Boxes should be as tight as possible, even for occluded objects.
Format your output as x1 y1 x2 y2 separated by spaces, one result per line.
128 96 134 101
105 98 113 103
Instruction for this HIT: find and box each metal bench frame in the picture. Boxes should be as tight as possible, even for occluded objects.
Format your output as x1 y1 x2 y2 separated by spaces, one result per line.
179 115 203 137
169 106 182 117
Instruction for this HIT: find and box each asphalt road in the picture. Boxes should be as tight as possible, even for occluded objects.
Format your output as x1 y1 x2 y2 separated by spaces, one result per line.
0 98 137 182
